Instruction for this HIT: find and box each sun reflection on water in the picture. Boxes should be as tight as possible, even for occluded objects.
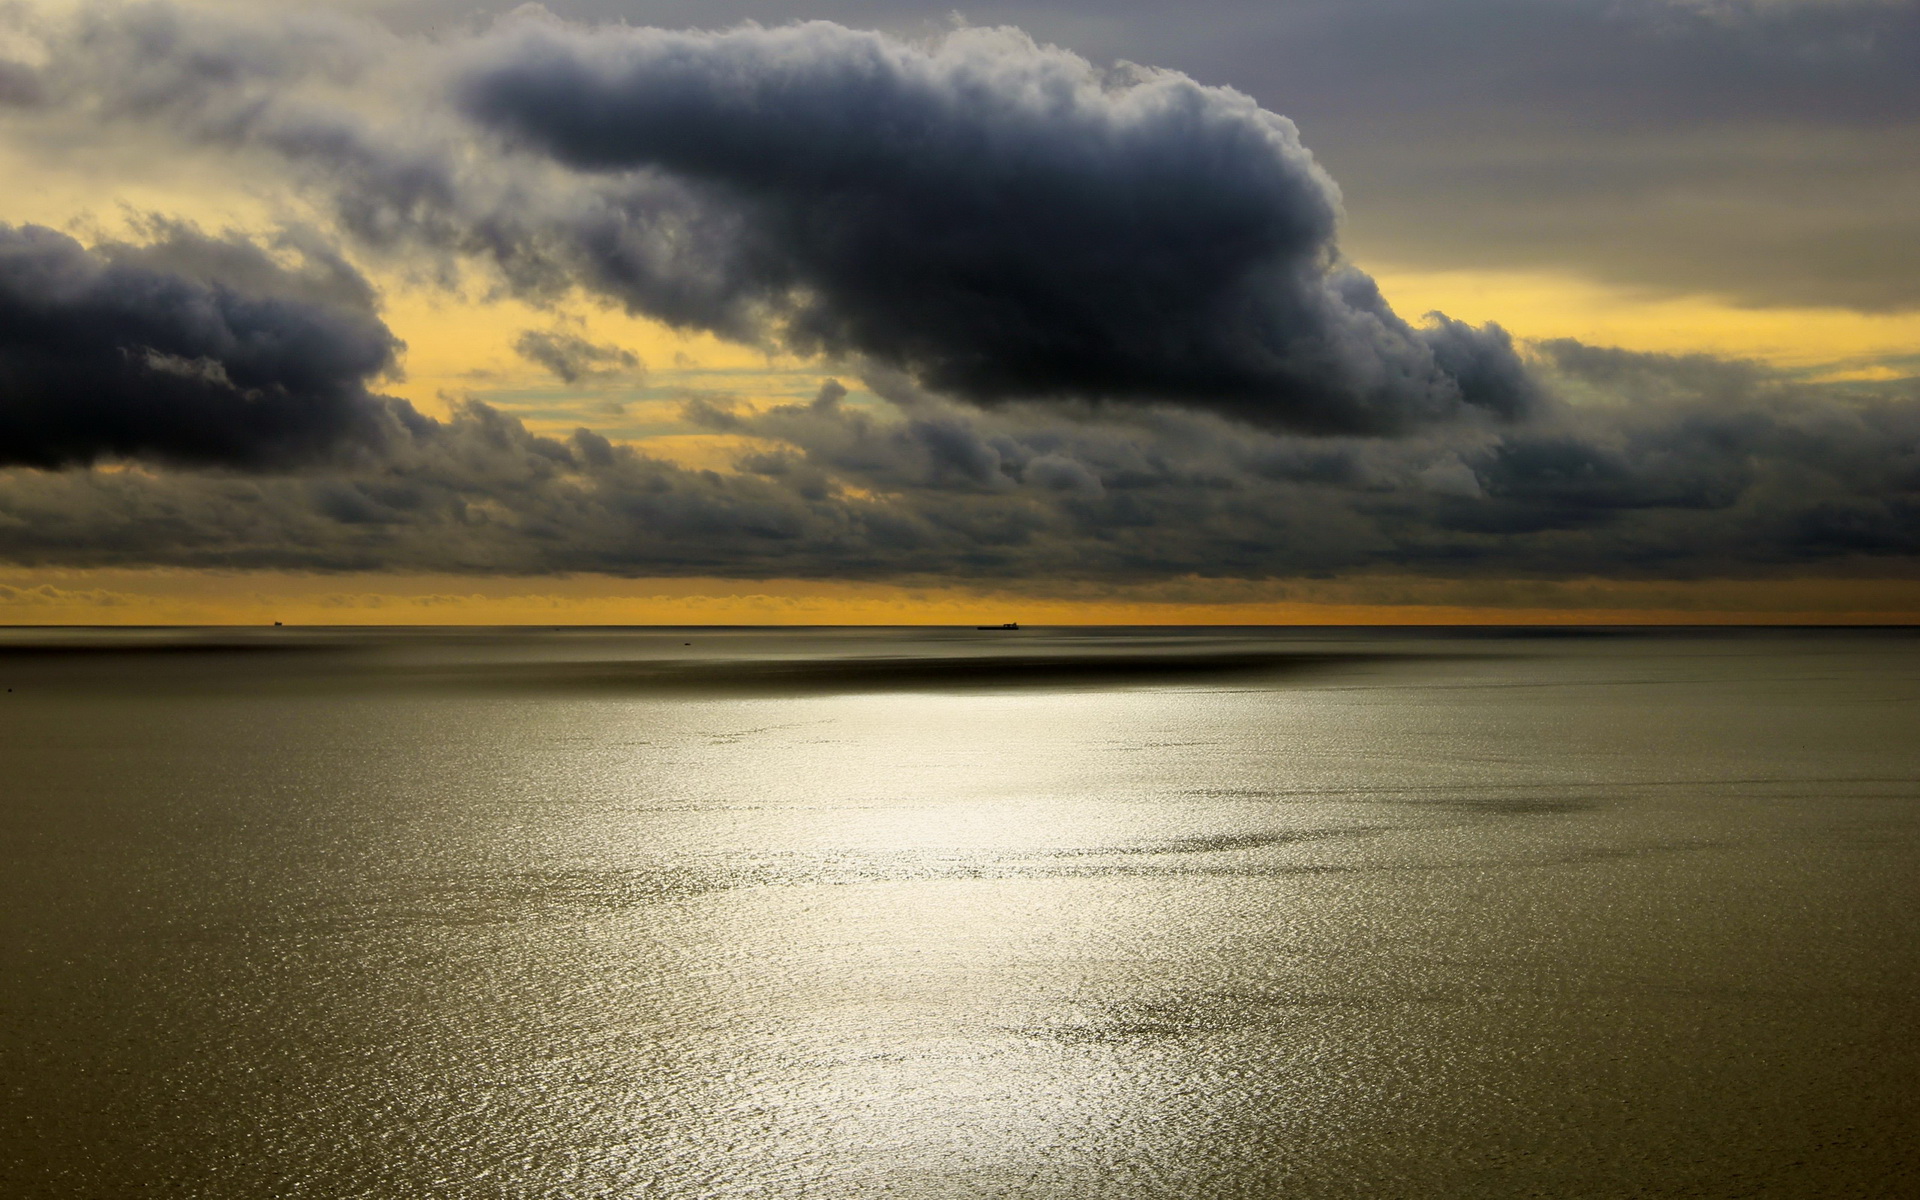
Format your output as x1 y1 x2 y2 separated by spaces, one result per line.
6 630 1917 1195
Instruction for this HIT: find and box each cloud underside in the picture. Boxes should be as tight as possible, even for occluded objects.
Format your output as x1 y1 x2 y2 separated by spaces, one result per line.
0 222 410 469
450 19 1536 432
0 345 1913 580
0 5 1913 583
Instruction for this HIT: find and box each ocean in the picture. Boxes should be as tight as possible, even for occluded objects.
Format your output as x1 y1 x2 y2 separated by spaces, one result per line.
2 626 1915 1196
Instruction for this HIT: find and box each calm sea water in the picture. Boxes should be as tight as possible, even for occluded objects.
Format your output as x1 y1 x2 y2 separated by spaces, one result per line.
1 626 1915 1197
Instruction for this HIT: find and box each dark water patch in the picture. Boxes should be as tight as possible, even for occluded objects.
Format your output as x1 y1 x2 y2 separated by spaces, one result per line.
1371 625 1920 641
0 635 344 691
0 632 1432 698
1177 784 1602 815
424 650 1409 696
1016 1018 1199 1045
1010 987 1476 1045
1444 797 1597 817
1045 830 1367 858
1396 625 1649 641
1161 831 1318 854
1182 776 1918 807
0 639 331 658
0 631 395 696
319 869 738 927
1527 840 1726 868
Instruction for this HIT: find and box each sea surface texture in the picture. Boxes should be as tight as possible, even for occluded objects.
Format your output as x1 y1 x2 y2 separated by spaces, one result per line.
1 626 1915 1197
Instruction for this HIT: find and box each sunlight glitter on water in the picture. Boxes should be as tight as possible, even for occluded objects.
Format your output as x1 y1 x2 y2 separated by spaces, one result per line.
1 627 1916 1196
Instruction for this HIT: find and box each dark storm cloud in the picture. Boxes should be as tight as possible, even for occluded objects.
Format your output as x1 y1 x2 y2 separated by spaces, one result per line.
452 18 1534 433
0 222 413 469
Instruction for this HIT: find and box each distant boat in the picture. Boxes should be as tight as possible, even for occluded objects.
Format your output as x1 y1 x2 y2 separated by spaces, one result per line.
976 622 1020 630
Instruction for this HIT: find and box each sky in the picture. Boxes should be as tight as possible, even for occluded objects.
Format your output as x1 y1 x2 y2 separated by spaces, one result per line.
0 0 1916 623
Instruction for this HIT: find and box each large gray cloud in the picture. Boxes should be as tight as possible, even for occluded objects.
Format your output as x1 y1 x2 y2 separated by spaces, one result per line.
0 221 414 469
453 18 1535 433
6 5 1535 434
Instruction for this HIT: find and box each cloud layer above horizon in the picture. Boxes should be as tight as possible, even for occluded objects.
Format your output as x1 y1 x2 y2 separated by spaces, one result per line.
0 1 1913 592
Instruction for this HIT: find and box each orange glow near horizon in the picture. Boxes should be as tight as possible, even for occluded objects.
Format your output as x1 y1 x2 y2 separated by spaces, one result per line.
3 570 1915 627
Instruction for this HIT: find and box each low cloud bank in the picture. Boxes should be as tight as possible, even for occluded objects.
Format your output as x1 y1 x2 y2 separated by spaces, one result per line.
0 342 1912 580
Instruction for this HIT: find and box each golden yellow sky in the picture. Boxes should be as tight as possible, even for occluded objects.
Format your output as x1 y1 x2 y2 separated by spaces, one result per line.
6 567 1917 626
